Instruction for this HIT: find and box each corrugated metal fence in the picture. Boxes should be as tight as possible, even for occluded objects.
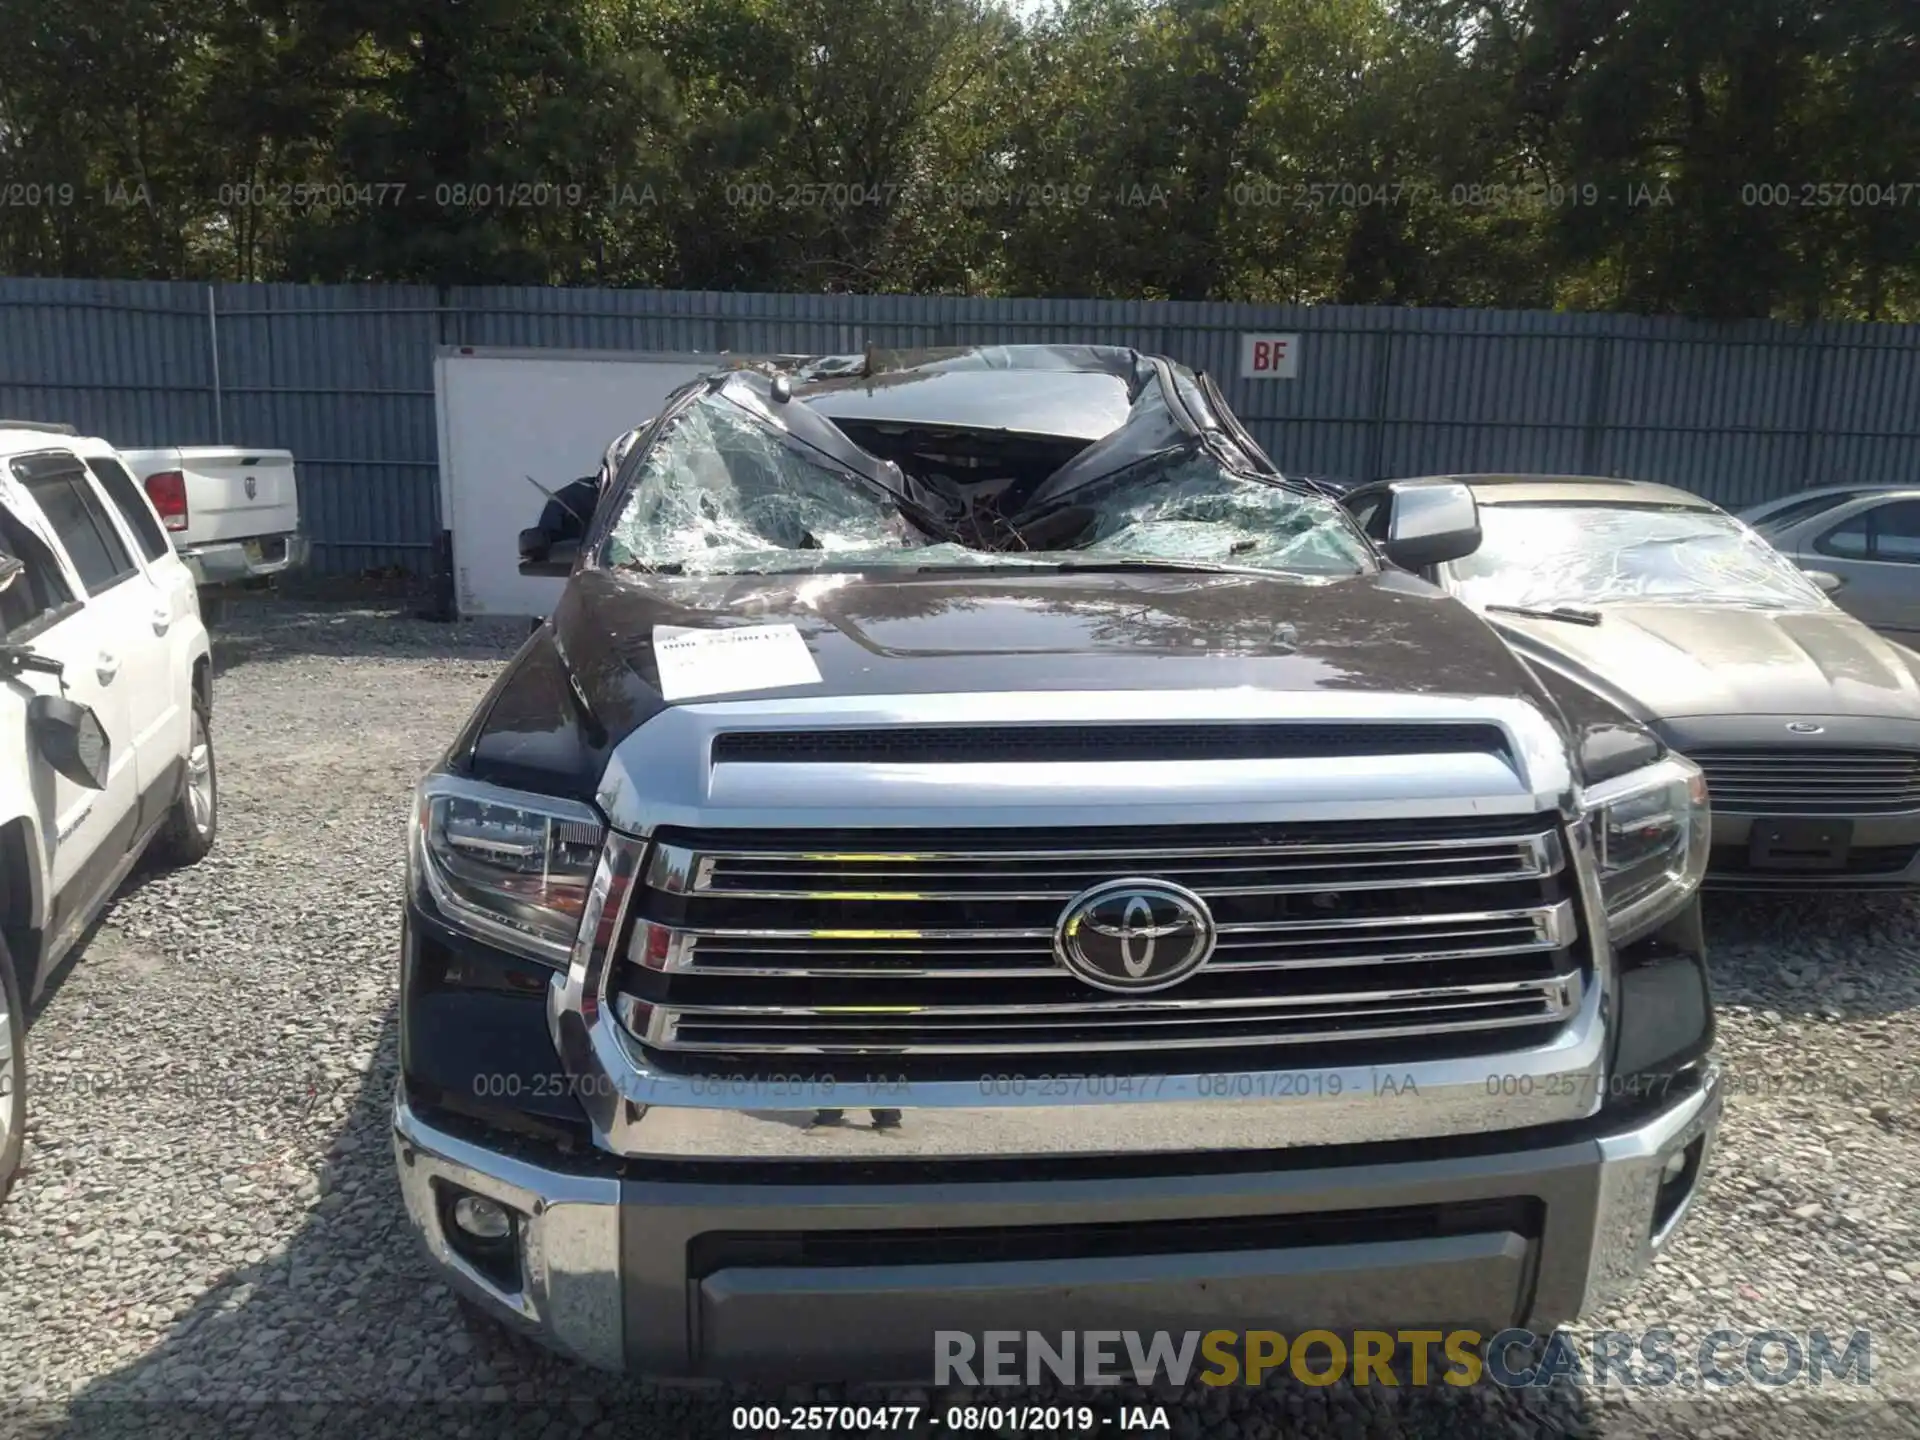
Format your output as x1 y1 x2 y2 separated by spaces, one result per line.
2 276 1918 575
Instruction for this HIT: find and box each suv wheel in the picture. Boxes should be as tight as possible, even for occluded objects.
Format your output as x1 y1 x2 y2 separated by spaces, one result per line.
0 934 24 1204
152 698 217 868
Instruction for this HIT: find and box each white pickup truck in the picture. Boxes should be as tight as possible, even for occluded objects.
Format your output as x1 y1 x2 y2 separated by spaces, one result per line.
116 446 307 587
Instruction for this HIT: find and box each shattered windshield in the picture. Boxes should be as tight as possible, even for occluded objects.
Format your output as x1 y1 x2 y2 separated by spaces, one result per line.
602 395 926 573
1446 503 1832 610
600 389 1370 578
1040 455 1370 574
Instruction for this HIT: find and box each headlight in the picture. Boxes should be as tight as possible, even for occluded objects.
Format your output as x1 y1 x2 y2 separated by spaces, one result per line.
409 774 606 967
1579 755 1710 947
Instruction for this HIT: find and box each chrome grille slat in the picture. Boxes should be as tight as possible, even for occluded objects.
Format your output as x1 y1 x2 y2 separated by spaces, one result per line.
651 833 1561 899
631 973 1578 1056
649 972 1577 1020
617 809 1582 1061
1693 747 1920 815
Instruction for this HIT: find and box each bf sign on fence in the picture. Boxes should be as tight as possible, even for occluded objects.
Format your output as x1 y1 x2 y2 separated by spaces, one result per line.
1239 333 1300 380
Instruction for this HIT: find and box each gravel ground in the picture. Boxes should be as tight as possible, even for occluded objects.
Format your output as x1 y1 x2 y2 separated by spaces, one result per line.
0 600 1917 1440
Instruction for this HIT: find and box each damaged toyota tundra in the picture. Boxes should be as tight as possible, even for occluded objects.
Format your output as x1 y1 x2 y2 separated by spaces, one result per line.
395 345 1722 1380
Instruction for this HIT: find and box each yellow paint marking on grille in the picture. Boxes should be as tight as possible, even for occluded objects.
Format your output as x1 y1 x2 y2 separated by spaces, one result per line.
806 929 924 940
795 852 926 863
808 891 927 901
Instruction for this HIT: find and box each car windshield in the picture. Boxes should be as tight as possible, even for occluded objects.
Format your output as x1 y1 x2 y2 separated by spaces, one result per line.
1445 502 1831 610
600 390 1370 579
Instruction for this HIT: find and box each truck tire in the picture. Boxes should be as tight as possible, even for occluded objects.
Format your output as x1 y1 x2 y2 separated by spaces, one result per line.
0 932 24 1205
152 698 217 868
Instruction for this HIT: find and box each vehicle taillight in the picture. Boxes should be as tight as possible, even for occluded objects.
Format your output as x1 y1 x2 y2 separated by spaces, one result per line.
144 470 188 532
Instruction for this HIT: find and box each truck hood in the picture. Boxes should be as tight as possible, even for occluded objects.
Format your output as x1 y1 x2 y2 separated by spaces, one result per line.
458 564 1592 801
1485 601 1920 722
551 564 1556 721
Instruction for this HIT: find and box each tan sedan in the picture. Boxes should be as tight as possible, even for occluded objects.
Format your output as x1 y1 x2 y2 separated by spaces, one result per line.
1339 473 1920 890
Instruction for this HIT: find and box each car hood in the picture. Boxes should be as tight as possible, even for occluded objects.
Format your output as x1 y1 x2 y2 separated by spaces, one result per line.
539 564 1556 731
1484 601 1920 721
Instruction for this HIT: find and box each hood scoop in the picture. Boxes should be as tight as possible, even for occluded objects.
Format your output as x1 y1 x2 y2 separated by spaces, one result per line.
709 721 1512 765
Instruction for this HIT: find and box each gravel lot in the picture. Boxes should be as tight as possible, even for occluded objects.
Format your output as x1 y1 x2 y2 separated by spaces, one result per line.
1 600 1917 1439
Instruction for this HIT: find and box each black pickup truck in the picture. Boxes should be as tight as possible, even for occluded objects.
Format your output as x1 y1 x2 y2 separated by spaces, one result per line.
395 345 1721 1380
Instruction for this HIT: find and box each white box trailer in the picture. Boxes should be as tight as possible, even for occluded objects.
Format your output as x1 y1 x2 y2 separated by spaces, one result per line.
432 347 741 619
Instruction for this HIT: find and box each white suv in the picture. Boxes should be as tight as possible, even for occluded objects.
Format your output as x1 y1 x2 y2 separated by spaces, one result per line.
0 424 216 1202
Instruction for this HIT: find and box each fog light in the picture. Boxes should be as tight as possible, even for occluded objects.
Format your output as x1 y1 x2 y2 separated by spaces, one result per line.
1653 1135 1706 1235
452 1194 513 1241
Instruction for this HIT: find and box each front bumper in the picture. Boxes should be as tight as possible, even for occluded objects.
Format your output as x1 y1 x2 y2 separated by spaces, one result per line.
393 1065 1723 1381
1706 809 1920 891
180 533 308 585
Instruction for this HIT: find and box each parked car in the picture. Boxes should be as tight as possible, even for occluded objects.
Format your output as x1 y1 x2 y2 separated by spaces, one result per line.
1740 486 1920 641
0 424 217 1201
1340 473 1920 890
1736 483 1906 532
116 445 307 588
395 347 1719 1380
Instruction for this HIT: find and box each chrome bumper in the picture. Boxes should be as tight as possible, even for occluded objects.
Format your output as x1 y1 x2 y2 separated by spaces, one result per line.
392 1064 1723 1380
181 533 308 585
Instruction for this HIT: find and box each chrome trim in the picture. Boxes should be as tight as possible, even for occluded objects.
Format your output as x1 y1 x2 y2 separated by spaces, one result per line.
597 690 1578 836
391 1087 623 1371
549 836 1612 1160
567 971 1608 1158
1583 1063 1723 1310
540 695 1619 1160
393 1061 1722 1375
645 830 1565 902
629 970 1581 1056
628 901 1576 978
639 970 1580 1023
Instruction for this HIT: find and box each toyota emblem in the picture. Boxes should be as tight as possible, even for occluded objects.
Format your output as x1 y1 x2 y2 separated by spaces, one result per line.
1053 878 1217 993
1784 721 1825 735
243 475 257 500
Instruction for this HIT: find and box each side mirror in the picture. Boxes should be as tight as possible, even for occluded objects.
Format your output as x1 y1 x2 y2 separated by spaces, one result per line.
1802 568 1845 594
0 553 22 594
1383 481 1482 569
29 694 110 789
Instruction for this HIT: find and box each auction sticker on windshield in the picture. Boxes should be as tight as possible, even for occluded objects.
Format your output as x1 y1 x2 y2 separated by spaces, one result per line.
653 624 824 700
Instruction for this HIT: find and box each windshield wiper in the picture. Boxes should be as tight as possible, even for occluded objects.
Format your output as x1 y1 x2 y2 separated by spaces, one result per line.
1484 602 1603 626
1050 557 1245 574
902 555 1252 576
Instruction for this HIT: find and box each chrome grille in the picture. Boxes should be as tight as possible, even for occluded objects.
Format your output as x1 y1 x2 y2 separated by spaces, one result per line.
613 815 1583 1066
1692 748 1920 815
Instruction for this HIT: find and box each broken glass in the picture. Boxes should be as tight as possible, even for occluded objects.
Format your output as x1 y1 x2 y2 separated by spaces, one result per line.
603 395 923 575
1030 453 1371 576
597 374 1373 580
1447 504 1831 610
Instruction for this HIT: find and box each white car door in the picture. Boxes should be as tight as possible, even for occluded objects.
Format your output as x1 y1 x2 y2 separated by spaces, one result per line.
78 452 194 817
0 471 141 952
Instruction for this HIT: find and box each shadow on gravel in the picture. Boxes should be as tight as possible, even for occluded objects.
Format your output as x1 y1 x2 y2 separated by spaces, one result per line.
205 599 529 678
20 855 194 1028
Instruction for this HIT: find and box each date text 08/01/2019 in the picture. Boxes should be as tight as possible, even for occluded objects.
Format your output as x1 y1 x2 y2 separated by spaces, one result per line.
729 1405 1172 1432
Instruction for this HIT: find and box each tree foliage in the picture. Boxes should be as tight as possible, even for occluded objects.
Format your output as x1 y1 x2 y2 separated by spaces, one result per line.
0 0 1913 318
